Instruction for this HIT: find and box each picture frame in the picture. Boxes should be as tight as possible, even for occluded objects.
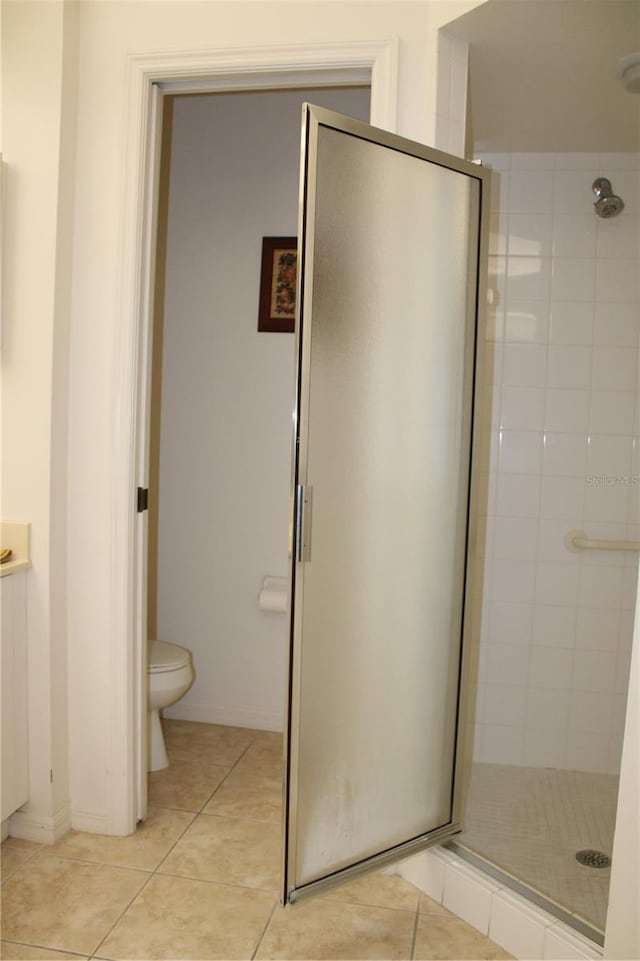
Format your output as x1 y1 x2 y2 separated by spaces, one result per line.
258 236 297 333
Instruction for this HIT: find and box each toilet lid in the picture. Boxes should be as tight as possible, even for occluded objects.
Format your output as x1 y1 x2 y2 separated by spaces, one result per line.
150 640 191 673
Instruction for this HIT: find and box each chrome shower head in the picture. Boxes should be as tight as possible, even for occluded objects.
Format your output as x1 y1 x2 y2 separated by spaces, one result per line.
592 177 625 218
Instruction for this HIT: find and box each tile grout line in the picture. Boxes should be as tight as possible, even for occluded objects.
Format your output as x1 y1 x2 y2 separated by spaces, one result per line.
250 895 280 961
409 896 421 961
88 869 156 960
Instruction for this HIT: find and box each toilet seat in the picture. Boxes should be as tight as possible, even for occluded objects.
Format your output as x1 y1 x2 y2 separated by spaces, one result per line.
149 640 191 674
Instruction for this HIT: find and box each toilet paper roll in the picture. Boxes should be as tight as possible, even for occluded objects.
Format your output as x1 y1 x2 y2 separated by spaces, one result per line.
258 576 288 613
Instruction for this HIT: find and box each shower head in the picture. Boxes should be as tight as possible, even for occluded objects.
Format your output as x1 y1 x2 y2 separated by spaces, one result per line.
592 177 625 218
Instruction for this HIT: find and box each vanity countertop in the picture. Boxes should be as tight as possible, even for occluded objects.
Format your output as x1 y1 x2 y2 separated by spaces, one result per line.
0 521 31 578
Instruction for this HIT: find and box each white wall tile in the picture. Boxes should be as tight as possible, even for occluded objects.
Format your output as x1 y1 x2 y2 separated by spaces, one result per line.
489 890 549 960
510 168 554 214
523 727 567 767
553 170 596 215
593 302 639 347
477 149 639 772
477 152 511 171
615 647 633 693
596 214 640 261
554 153 600 171
499 430 543 474
526 687 571 730
482 684 528 726
565 731 610 772
578 565 625 609
569 689 613 732
622 565 640 610
598 151 640 171
495 473 541 518
503 343 547 387
500 386 545 430
552 215 597 259
511 153 556 170
588 390 636 434
504 300 549 344
493 516 538 560
529 646 574 689
542 432 588 477
545 389 590 432
575 606 621 651
532 603 576 648
489 168 510 212
551 258 596 302
591 346 638 391
547 345 592 389
540 476 585 519
489 211 508 256
587 434 634 477
611 692 629 737
572 650 617 693
595 258 640 303
506 256 552 301
399 849 446 903
489 601 533 645
442 862 499 935
534 562 580 606
549 301 594 345
583 479 631 523
480 724 524 764
508 213 553 256
485 642 531 685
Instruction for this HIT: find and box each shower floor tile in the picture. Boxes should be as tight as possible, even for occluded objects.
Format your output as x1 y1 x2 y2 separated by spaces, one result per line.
457 762 618 933
1 721 513 961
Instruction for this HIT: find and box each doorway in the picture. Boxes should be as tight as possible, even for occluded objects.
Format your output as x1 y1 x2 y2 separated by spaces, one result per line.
147 86 371 774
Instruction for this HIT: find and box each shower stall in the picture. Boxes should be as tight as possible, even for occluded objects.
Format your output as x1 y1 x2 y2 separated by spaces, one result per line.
439 2 639 945
453 149 639 942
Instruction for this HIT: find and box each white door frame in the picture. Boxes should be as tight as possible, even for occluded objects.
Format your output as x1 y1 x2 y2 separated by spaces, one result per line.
110 39 399 835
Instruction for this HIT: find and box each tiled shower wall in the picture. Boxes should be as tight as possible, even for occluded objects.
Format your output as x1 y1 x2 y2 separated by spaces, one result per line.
474 151 639 775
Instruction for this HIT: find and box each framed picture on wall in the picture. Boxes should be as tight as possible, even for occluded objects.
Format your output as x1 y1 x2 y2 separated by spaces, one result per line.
258 237 297 333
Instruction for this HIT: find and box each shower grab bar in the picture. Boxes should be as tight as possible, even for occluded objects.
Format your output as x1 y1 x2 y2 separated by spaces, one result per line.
565 529 640 553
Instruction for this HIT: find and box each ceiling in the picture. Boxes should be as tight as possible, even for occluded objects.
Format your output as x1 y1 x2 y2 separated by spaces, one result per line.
446 0 640 152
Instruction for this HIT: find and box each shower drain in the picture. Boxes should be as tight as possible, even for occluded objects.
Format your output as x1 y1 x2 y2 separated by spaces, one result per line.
575 849 611 869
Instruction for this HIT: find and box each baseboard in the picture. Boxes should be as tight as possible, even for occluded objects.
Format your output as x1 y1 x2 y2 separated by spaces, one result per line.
9 802 71 844
70 809 113 835
163 701 284 733
398 846 602 961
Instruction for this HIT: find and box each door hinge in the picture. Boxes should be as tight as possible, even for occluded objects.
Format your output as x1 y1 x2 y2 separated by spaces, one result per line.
137 487 149 513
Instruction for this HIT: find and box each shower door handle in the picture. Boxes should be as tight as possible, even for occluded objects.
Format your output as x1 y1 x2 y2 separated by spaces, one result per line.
295 484 313 563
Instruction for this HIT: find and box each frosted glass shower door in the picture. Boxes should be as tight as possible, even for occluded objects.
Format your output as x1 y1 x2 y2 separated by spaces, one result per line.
284 105 488 904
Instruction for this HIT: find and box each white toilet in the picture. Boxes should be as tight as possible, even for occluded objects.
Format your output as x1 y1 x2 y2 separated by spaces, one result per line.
147 640 194 772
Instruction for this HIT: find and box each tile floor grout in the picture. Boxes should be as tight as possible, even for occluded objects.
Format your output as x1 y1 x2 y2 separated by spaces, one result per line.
2 721 512 961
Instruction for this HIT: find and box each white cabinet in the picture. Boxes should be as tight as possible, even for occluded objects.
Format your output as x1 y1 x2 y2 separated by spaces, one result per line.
1 570 29 821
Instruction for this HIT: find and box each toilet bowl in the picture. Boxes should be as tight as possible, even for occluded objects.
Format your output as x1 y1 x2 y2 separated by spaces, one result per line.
148 640 194 772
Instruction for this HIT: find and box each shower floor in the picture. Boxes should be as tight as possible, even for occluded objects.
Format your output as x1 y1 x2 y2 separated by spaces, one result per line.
457 762 619 934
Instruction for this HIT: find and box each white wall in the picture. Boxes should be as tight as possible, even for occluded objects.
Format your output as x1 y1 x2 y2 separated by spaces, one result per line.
474 150 639 774
1 0 76 841
158 86 370 730
61 0 482 831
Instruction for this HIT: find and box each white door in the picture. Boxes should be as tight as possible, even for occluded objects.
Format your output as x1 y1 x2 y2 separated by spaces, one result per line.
284 105 488 904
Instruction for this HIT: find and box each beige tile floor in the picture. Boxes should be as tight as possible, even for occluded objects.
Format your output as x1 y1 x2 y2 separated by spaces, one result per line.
1 720 512 961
